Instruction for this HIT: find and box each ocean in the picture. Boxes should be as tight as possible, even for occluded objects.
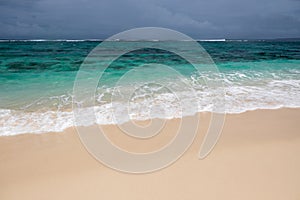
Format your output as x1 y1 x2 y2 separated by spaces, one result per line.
0 40 299 135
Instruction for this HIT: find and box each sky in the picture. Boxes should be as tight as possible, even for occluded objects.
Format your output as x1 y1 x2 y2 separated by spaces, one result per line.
0 0 299 39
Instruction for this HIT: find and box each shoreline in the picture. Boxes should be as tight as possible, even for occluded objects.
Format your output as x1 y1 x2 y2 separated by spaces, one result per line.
2 106 300 137
1 108 300 199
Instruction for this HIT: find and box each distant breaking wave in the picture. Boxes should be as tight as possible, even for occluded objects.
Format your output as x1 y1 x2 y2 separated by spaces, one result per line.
0 39 103 42
0 39 227 42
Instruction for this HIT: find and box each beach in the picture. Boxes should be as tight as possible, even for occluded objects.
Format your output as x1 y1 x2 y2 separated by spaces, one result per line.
0 0 300 200
1 0 300 198
0 40 300 199
1 108 300 200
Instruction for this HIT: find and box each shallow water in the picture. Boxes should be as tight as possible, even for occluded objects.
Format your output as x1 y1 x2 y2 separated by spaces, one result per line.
0 41 299 135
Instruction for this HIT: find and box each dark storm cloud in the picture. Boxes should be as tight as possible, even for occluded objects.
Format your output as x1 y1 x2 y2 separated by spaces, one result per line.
0 0 299 39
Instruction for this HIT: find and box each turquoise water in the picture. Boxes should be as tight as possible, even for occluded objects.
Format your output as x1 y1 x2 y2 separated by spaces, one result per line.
0 41 300 135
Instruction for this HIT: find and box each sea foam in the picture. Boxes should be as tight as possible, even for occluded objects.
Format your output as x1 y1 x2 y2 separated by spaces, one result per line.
1 78 300 136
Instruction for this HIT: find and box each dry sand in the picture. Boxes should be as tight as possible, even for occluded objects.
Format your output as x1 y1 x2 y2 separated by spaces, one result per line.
0 108 300 200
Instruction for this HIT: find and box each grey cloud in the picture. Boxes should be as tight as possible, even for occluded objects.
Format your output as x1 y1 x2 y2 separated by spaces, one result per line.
0 0 299 39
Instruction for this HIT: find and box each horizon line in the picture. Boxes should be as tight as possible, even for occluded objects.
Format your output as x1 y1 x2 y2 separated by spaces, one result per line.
0 37 299 42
